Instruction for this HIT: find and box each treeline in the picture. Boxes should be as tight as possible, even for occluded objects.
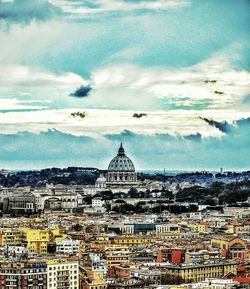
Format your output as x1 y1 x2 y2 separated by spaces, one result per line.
0 167 101 187
111 201 199 215
176 180 250 205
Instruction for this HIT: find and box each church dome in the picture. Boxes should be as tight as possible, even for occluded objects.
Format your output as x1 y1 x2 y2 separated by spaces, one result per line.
96 173 106 183
108 143 135 172
95 173 106 188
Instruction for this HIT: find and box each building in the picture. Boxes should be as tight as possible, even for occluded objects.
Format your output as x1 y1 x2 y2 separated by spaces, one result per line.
95 174 107 189
92 198 105 208
133 268 161 285
23 228 52 255
156 224 180 235
81 269 107 289
105 246 130 267
112 235 156 247
47 259 79 289
185 250 222 264
156 248 186 264
3 194 37 216
0 260 47 289
56 238 80 256
5 245 28 257
160 261 237 283
211 236 249 260
106 144 137 189
108 223 180 236
0 228 26 246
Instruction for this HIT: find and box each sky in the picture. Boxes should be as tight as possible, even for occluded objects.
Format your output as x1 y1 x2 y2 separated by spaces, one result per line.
0 0 250 171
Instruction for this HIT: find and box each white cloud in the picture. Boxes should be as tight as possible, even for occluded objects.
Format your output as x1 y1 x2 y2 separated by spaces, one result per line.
90 54 250 109
0 65 88 88
50 0 189 15
0 98 48 110
0 108 249 138
0 20 68 65
0 51 249 139
0 52 249 113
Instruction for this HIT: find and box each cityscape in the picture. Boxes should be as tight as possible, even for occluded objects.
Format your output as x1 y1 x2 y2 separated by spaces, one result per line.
0 0 250 289
0 144 250 288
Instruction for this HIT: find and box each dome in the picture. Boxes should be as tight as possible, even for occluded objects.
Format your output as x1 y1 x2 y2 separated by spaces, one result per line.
95 173 106 188
108 143 135 172
95 173 106 184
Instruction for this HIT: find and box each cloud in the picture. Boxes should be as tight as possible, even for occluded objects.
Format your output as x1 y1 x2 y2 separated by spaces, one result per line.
0 98 48 111
2 51 249 112
0 0 61 24
199 117 231 133
104 117 250 170
0 108 249 138
0 65 88 88
70 85 92 98
0 118 249 170
0 51 249 115
88 54 250 110
243 95 250 104
50 0 189 16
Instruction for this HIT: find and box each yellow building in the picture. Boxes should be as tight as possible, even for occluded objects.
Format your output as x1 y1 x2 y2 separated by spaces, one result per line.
235 223 250 234
191 224 207 233
105 246 130 267
225 225 234 234
21 228 52 254
159 231 181 240
51 229 68 242
0 227 69 255
112 235 156 247
161 262 237 283
0 228 26 246
81 270 107 289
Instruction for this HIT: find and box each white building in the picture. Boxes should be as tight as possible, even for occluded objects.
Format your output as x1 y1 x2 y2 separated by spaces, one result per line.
89 253 107 274
92 198 105 207
47 260 79 289
56 239 80 256
155 224 179 234
6 245 28 256
95 174 107 189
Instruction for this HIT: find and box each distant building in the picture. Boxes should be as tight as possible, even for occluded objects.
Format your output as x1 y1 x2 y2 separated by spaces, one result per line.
92 198 105 208
95 174 107 189
3 193 36 216
56 238 80 256
106 144 137 189
160 261 237 283
156 248 186 264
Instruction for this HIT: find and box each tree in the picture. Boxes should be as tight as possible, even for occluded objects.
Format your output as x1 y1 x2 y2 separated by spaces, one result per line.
128 187 138 198
84 195 92 205
72 223 82 231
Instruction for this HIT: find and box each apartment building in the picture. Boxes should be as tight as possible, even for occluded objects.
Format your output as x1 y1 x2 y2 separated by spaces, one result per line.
161 261 237 283
56 238 80 256
0 261 47 289
47 260 79 289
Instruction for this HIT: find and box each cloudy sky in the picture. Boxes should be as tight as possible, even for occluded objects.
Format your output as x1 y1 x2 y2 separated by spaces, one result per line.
0 0 249 170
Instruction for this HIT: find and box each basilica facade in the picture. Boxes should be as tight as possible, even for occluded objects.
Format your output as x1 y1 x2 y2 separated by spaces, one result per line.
106 143 137 188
